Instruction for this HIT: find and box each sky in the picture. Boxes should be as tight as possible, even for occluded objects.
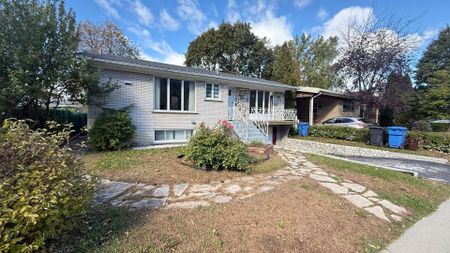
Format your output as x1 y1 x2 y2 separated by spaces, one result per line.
67 0 450 66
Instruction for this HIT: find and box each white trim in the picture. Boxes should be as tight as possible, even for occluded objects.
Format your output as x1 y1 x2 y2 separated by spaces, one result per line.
205 83 220 100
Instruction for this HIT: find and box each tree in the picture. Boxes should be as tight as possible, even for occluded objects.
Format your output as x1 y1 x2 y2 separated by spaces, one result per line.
78 21 141 59
271 42 301 86
271 33 338 89
419 70 450 119
380 73 415 124
185 22 273 78
0 0 111 125
416 26 450 85
335 13 418 118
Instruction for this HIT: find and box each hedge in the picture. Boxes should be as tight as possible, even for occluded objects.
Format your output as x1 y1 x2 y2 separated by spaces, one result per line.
307 125 450 153
308 126 368 142
431 123 450 132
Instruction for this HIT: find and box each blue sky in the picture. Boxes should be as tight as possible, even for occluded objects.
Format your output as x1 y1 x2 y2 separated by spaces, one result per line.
67 0 450 65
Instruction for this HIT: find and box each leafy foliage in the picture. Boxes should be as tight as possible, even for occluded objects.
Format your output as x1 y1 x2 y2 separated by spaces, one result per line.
185 22 273 79
416 26 450 85
408 131 450 153
78 21 141 58
0 0 110 125
308 126 369 142
411 120 432 132
381 73 416 124
418 70 450 119
431 123 450 133
89 108 135 151
184 123 250 171
0 120 95 252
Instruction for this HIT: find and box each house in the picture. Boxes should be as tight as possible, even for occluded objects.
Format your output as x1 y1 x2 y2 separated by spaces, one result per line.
296 87 360 125
86 54 297 147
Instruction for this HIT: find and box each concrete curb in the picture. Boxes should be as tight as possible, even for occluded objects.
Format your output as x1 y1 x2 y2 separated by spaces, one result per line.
303 152 419 178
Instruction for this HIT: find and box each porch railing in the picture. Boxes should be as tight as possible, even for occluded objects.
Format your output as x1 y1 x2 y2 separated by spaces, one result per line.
249 108 297 121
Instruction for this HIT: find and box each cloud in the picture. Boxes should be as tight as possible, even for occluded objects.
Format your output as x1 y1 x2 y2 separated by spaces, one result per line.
129 26 185 65
317 7 328 20
95 0 120 19
320 6 373 38
132 0 153 26
176 0 206 34
226 0 240 22
293 0 312 9
160 9 180 31
251 10 293 46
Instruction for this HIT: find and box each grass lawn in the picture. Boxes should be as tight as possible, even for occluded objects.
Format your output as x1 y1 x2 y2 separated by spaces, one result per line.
82 147 288 185
293 136 450 161
54 153 450 252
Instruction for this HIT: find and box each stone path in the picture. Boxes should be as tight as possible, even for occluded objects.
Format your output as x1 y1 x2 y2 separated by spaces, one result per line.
277 147 409 222
95 147 409 222
284 139 450 183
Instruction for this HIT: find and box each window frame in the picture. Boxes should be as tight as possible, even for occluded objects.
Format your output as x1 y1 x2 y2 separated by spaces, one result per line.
343 99 355 112
205 83 221 100
154 77 196 112
153 129 194 143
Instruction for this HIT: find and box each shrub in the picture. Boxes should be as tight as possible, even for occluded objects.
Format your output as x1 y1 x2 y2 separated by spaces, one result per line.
431 122 450 132
408 131 450 153
309 125 369 142
184 123 250 171
411 120 432 132
0 120 95 252
89 108 135 151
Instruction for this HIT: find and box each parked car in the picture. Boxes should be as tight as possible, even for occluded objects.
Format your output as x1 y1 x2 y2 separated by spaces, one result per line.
322 117 373 128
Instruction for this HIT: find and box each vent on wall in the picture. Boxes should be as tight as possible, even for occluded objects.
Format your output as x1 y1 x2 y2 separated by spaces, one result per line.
124 81 133 86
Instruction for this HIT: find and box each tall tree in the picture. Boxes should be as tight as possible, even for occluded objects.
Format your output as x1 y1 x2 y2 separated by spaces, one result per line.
335 13 418 117
418 70 450 119
185 22 273 78
416 26 450 85
271 33 338 88
380 73 415 124
0 0 109 125
78 21 141 59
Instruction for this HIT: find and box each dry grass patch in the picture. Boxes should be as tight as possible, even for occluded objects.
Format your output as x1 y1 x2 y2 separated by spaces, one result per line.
56 179 394 253
83 147 288 185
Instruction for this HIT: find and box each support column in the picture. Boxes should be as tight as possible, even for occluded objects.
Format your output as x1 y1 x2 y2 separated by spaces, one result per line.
309 97 314 125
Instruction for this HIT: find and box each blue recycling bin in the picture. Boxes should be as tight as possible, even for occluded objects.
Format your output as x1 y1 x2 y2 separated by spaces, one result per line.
387 126 408 148
297 122 310 137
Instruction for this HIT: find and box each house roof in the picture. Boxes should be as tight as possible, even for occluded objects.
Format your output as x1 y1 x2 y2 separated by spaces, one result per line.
83 53 296 91
296 86 352 99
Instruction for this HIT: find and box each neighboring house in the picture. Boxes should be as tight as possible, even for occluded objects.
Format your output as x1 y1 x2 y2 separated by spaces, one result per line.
86 54 297 147
296 87 360 125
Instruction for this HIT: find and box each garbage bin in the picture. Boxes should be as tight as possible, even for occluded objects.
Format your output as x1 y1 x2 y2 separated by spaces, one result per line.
387 126 408 148
368 126 384 146
297 122 310 137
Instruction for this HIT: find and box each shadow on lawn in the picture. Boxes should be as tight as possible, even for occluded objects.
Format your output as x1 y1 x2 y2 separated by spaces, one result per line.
49 204 146 252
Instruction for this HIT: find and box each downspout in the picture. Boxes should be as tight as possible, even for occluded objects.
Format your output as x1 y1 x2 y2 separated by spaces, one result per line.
309 93 322 126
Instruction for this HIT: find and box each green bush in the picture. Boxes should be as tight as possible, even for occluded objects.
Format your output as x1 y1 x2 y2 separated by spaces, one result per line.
411 120 432 132
408 131 450 153
184 123 250 171
0 120 95 252
309 125 369 142
89 108 135 151
431 123 450 132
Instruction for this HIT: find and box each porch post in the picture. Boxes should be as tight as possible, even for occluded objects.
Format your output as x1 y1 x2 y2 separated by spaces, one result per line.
309 97 314 125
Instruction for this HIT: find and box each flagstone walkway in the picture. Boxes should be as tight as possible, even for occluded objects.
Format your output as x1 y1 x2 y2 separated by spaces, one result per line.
95 147 409 222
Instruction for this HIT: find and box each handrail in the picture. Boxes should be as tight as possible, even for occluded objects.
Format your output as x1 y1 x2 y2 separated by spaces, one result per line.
233 106 249 143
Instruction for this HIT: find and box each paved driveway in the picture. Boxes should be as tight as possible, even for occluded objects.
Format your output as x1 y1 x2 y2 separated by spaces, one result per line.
283 139 450 183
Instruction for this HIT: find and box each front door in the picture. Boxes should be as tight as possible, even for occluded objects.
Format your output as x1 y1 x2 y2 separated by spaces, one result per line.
272 127 277 145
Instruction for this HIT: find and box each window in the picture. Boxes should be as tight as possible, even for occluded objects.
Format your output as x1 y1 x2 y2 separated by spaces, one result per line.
154 77 195 111
206 83 220 99
154 129 194 142
343 100 354 112
250 90 271 113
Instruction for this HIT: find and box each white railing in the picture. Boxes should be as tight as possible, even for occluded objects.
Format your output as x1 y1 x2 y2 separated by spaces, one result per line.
227 108 235 120
249 108 297 121
233 106 249 143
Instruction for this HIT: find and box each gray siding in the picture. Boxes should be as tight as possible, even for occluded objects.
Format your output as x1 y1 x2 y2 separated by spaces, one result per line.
88 69 228 146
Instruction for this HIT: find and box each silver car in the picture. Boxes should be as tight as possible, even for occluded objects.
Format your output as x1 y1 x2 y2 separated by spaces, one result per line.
322 117 371 129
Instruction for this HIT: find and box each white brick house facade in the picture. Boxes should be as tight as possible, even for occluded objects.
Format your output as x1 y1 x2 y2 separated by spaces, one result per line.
87 54 297 147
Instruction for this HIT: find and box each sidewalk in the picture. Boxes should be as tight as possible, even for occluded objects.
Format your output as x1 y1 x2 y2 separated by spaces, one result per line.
382 198 450 253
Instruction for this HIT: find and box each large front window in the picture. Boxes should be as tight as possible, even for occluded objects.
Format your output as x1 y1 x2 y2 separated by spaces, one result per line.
249 90 271 113
155 77 195 111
